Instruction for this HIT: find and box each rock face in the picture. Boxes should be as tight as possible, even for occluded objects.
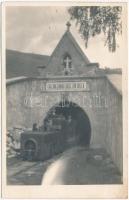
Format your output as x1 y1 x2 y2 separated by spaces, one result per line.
7 127 25 157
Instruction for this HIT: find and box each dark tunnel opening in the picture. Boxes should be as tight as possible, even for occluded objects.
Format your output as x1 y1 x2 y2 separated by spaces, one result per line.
43 101 91 147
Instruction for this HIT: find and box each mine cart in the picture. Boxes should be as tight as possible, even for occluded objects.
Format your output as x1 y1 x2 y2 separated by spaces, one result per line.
20 116 67 161
20 131 67 161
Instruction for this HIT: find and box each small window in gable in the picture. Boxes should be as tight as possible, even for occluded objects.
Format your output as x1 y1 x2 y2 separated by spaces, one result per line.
63 53 72 75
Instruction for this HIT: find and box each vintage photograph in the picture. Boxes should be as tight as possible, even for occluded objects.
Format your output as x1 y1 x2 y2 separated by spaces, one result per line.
3 2 127 196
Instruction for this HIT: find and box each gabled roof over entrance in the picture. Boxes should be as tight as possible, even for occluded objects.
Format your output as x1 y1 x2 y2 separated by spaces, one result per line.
45 22 95 76
49 28 90 65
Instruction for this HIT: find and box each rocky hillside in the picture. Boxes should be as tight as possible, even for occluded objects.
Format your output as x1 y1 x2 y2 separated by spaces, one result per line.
6 49 50 78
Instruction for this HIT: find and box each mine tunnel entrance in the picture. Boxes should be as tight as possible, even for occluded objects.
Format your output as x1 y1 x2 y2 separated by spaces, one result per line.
43 101 91 147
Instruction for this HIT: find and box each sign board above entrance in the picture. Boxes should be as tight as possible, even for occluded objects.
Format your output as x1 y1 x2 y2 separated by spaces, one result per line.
44 81 90 92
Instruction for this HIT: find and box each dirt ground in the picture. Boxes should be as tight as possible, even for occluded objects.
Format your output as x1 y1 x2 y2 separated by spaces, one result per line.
7 146 122 185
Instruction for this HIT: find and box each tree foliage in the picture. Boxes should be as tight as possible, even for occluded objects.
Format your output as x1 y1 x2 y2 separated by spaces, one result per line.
68 6 122 52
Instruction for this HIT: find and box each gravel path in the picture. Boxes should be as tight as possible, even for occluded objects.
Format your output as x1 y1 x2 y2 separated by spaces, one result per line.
7 146 122 185
42 146 122 185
